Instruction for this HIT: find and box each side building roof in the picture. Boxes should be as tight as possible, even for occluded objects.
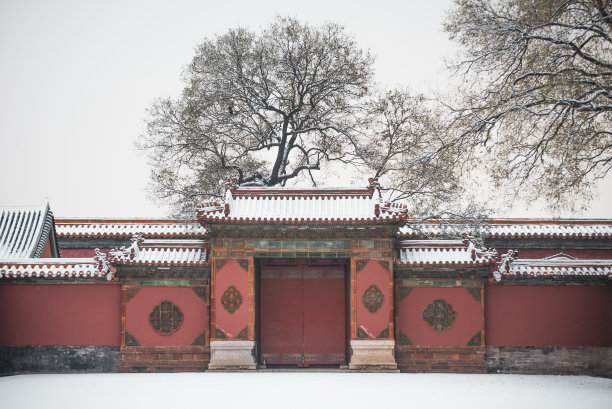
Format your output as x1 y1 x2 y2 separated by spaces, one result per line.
109 235 209 267
55 218 206 239
54 217 612 241
398 218 612 240
0 201 59 258
0 257 112 281
395 239 498 268
495 252 612 281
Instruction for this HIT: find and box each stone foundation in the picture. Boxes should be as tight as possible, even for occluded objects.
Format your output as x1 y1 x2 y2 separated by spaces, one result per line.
486 346 612 377
207 340 257 370
0 345 120 376
349 340 398 371
119 346 209 372
396 346 486 373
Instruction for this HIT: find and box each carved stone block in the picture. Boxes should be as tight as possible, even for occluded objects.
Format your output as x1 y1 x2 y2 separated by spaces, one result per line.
207 340 257 371
348 340 398 372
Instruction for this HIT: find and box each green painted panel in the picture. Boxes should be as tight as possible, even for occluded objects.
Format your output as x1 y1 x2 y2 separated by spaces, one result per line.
136 280 193 286
396 279 481 287
248 239 351 250
252 251 352 258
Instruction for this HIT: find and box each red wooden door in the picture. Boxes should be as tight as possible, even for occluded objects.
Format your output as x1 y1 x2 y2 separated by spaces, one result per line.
302 269 346 365
260 266 346 367
260 269 303 365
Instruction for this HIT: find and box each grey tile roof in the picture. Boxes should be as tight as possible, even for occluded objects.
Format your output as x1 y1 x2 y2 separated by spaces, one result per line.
494 252 612 281
0 201 56 259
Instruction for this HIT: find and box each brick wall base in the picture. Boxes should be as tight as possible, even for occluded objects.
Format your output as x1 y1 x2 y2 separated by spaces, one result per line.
486 346 612 377
0 345 120 376
120 346 210 372
395 346 486 373
4 345 607 375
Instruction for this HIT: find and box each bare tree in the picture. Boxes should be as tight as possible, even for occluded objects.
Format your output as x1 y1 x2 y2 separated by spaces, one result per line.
140 17 484 220
349 89 473 220
140 17 374 216
444 0 612 211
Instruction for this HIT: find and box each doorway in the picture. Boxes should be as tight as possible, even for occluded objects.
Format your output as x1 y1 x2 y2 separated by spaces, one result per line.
257 258 348 367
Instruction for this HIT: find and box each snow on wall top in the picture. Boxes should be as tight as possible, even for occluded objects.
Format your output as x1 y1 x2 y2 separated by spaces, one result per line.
0 202 55 259
196 178 407 224
0 252 112 281
395 239 498 267
398 219 612 239
494 252 612 281
109 235 208 266
55 219 206 239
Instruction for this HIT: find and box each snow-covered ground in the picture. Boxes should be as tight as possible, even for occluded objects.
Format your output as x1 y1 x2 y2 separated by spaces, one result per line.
1 373 611 409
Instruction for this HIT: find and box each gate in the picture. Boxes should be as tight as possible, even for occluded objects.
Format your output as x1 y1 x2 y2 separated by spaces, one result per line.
259 261 346 367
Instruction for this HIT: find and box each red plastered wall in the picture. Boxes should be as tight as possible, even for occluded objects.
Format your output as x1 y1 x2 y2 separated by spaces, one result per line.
214 260 249 339
125 286 208 346
41 239 53 258
0 283 121 345
60 249 112 258
355 260 391 338
486 284 612 346
397 287 481 346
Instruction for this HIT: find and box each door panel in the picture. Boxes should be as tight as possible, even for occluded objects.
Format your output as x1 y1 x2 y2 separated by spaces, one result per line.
260 265 346 367
303 270 346 365
260 270 303 365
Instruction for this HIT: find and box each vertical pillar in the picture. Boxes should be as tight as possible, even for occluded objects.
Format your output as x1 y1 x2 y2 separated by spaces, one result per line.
208 257 257 370
349 257 398 371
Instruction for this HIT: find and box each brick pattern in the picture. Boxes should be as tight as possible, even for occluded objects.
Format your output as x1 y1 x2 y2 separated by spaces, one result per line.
395 346 486 373
486 346 612 377
119 346 210 372
0 346 120 375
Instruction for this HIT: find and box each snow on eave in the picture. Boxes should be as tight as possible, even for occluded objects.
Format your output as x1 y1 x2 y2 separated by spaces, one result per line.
196 179 408 225
55 218 206 239
394 239 498 267
494 251 612 281
0 252 113 281
109 236 209 267
395 239 466 247
397 218 612 240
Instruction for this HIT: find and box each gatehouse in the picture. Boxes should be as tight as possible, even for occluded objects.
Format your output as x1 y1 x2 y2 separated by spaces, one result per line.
1 179 610 375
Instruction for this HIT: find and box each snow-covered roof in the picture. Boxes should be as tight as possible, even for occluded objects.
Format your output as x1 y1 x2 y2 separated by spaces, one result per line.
109 235 208 267
0 252 112 281
494 252 612 281
395 239 498 267
398 219 612 240
0 202 57 259
55 218 206 239
196 178 407 224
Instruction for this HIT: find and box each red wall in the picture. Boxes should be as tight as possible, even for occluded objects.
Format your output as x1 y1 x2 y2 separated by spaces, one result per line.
486 284 612 346
125 286 208 346
398 287 481 346
42 239 53 258
356 260 392 338
60 248 111 258
214 260 249 339
0 284 121 346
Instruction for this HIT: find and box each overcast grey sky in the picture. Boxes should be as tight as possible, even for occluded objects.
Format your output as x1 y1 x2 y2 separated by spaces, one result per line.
1 0 610 218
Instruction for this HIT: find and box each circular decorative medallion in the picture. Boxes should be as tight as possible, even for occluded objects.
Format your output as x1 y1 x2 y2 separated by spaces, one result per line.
149 301 183 335
362 284 384 313
221 285 243 313
423 299 456 332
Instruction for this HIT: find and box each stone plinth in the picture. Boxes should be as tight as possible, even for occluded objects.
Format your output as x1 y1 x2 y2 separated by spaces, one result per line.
349 340 398 371
207 340 257 371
